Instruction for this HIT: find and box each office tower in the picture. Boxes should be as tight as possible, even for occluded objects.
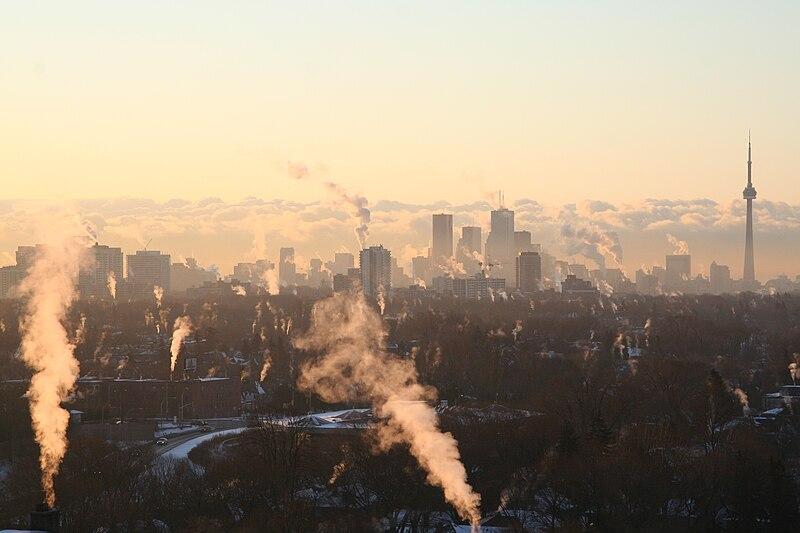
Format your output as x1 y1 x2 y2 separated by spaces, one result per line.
514 230 538 255
561 274 599 295
568 263 589 281
516 252 542 294
127 250 171 296
431 214 454 264
329 252 355 275
742 135 757 288
651 265 666 287
635 269 658 295
457 226 482 275
359 245 391 298
710 262 732 294
665 254 691 289
80 244 124 297
305 257 329 288
391 257 413 288
412 255 431 284
605 268 625 287
279 247 296 286
485 205 515 278
555 260 570 277
173 258 219 293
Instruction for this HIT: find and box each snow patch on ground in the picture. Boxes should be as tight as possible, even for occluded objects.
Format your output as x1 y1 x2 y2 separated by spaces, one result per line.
163 427 250 460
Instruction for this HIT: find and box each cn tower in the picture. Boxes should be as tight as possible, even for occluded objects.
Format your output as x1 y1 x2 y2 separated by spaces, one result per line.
742 133 757 287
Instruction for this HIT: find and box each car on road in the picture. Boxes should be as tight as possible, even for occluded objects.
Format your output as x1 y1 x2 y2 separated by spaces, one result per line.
155 437 168 445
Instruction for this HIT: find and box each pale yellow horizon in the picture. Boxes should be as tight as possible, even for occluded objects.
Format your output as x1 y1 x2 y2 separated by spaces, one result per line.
1 2 798 206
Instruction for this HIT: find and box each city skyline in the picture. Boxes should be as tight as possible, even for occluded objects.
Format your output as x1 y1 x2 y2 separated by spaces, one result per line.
0 181 795 281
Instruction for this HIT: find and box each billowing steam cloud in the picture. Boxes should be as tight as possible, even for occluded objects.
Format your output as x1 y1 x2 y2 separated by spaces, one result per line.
262 269 280 295
666 233 690 255
18 235 87 507
325 182 371 249
294 293 481 524
153 285 164 308
170 316 193 373
107 271 116 300
561 223 624 269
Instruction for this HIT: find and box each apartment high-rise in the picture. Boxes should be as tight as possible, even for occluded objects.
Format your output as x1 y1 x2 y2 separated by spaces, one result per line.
710 262 732 294
516 252 542 294
665 254 691 289
359 245 391 298
431 214 454 264
126 250 171 296
80 244 124 297
279 247 296 286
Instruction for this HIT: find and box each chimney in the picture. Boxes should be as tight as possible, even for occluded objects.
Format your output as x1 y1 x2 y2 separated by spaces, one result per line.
29 504 60 532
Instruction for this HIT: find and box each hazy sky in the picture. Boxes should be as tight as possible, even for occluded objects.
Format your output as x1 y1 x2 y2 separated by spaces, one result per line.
2 1 798 205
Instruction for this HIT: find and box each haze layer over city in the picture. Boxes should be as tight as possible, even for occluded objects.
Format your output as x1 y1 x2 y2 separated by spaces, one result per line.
1 2 800 532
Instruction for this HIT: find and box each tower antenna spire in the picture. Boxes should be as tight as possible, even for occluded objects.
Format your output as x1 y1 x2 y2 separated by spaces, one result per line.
742 132 757 287
747 130 752 187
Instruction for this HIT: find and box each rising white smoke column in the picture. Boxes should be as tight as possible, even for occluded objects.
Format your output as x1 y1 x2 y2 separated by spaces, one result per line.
377 287 386 315
325 182 371 249
170 316 193 373
107 271 117 300
153 285 164 308
18 239 86 507
260 352 272 381
561 223 624 269
262 269 280 295
294 293 481 524
511 320 523 341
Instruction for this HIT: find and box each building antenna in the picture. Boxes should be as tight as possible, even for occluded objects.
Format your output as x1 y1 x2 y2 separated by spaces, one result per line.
144 238 152 251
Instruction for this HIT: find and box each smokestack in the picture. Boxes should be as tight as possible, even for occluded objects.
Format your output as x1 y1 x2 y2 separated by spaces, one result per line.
30 504 60 532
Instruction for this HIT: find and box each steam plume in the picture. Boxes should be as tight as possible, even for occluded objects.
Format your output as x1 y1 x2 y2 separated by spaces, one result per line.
733 388 750 415
377 287 386 315
107 271 117 299
259 353 272 381
325 182 371 249
153 285 164 308
561 223 624 269
790 361 799 385
294 293 481 524
170 316 193 373
18 236 87 507
666 234 689 255
262 268 280 295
